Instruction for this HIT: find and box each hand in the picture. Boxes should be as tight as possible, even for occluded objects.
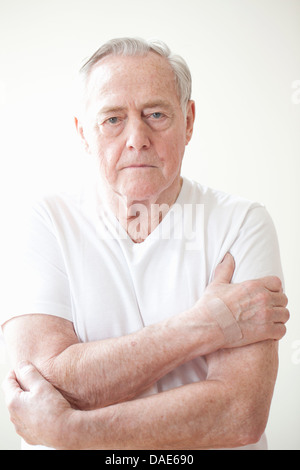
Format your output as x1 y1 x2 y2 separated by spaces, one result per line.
195 253 289 348
2 361 74 449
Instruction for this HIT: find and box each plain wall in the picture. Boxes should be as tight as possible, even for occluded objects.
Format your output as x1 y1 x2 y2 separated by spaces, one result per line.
0 0 299 450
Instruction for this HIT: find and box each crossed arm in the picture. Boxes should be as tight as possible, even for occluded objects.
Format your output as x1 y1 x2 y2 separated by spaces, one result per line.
2 254 289 449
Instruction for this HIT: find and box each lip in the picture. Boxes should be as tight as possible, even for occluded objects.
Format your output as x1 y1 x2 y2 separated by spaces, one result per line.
123 164 157 169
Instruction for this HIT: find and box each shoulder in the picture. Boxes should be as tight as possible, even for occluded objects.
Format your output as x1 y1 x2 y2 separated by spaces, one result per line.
30 190 83 220
28 185 97 234
181 177 282 282
181 176 264 225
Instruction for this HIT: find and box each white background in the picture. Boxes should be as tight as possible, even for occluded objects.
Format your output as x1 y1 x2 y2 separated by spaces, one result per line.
0 0 299 450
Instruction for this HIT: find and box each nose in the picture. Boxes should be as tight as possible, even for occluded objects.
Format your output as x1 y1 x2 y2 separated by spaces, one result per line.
126 118 151 151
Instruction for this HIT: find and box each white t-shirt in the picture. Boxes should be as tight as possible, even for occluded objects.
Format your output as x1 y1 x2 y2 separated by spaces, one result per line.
1 176 284 450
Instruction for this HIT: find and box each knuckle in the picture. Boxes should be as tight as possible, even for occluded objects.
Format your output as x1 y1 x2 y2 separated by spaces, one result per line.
245 279 259 290
263 307 273 321
35 382 43 393
6 393 19 414
258 307 273 325
279 324 287 338
242 279 259 296
274 323 286 340
9 411 19 426
256 290 270 305
283 294 289 307
273 276 282 290
284 308 290 322
267 275 282 291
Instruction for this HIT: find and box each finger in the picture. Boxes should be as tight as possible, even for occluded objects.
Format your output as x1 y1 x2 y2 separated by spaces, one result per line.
213 253 235 284
270 292 288 308
260 276 283 293
1 370 22 406
271 323 287 340
17 361 49 392
272 307 290 324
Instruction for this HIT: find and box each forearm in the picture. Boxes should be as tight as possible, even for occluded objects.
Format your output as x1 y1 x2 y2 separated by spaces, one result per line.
2 360 258 451
43 310 224 410
2 333 280 450
5 253 286 413
64 378 251 450
61 341 278 451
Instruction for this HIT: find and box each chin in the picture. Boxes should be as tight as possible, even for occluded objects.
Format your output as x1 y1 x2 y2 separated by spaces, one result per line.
118 179 163 204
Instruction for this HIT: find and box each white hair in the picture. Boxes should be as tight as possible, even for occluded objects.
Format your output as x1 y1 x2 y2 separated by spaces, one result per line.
78 37 192 113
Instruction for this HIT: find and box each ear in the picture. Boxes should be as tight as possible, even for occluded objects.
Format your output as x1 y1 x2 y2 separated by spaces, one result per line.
185 100 196 145
74 117 90 154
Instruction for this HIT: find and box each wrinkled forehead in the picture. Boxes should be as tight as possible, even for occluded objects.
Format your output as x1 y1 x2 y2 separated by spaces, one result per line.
84 53 180 112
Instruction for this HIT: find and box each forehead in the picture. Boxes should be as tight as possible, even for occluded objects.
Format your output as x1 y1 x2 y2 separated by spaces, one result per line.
84 52 180 113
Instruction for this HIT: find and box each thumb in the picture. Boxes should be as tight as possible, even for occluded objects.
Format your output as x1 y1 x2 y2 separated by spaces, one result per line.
17 361 47 392
213 253 235 284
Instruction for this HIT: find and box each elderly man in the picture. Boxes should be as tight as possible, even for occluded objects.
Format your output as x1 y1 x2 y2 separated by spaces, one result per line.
2 38 289 450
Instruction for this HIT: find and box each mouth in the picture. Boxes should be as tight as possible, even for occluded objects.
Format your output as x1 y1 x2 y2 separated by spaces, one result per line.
123 164 157 169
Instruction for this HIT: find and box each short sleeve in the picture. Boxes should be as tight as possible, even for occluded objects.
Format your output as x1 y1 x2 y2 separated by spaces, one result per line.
230 205 285 287
0 201 73 329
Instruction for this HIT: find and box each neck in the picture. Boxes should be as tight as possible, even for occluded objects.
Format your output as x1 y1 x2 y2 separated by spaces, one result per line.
100 176 183 243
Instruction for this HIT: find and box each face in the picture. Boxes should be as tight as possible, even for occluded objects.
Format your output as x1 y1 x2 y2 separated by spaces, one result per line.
75 52 195 205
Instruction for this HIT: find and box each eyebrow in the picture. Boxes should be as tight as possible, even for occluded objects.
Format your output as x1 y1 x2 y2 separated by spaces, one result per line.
97 106 127 117
142 100 173 111
97 100 173 117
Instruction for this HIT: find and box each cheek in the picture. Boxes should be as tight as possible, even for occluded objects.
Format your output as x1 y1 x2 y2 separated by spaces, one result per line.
158 133 185 173
93 136 122 181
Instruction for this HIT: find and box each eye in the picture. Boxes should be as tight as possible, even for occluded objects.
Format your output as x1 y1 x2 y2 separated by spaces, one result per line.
151 112 163 119
97 115 125 136
146 111 170 130
107 117 120 124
